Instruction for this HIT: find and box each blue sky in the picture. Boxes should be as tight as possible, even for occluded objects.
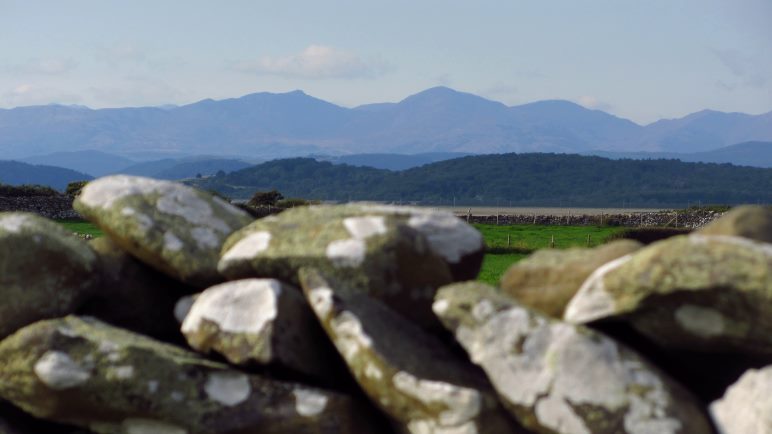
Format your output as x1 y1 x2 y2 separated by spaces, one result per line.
0 0 769 124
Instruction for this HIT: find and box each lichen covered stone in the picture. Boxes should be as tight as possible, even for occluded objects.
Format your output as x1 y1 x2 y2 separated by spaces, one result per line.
501 239 641 318
434 282 713 434
74 175 253 287
0 316 377 434
81 237 192 342
565 234 772 355
181 278 339 382
299 268 521 434
698 205 772 243
219 205 455 328
710 365 772 434
0 212 98 339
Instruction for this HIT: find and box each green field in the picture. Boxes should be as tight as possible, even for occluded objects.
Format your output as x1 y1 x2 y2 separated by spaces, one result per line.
55 219 625 286
474 224 627 285
58 220 104 237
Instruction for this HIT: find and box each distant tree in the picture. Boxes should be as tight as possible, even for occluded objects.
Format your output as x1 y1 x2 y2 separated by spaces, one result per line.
195 173 203 179
248 189 284 207
65 180 90 197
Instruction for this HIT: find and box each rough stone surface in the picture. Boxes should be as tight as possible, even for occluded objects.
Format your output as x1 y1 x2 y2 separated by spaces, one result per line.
74 175 253 287
80 237 192 342
698 205 772 243
434 282 713 434
0 316 377 434
299 268 521 434
0 212 98 339
565 234 772 355
181 278 340 382
219 205 455 329
710 365 772 434
500 239 642 318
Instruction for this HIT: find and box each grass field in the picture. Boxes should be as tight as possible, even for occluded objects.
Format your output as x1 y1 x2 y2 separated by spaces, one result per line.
58 220 104 237
474 224 627 285
55 219 625 286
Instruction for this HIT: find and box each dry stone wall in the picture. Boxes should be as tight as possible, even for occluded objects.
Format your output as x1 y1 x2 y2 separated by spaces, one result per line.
0 176 770 434
0 195 79 220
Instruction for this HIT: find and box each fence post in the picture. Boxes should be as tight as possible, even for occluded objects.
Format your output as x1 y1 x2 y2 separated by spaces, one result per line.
587 234 591 246
550 235 555 249
507 234 511 248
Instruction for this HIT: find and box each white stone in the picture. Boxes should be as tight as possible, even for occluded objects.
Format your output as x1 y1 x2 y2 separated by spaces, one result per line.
674 305 726 338
191 226 221 250
220 231 272 265
326 238 366 268
174 295 196 324
34 351 91 390
343 216 387 239
392 371 481 426
710 366 772 434
563 254 632 323
122 418 188 434
204 372 251 407
407 212 482 264
112 365 135 380
308 286 334 319
433 299 450 315
293 388 329 417
182 279 280 338
330 311 373 361
163 231 184 252
365 362 384 380
0 213 33 233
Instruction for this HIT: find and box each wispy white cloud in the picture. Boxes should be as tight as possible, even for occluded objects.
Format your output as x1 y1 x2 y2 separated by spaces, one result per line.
576 95 613 111
232 45 390 79
1 83 82 107
712 48 768 89
4 58 77 75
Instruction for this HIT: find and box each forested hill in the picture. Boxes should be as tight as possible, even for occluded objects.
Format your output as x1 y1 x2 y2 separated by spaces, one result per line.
189 153 772 207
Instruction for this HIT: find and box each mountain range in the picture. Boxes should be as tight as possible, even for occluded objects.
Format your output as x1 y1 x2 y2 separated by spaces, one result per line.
1 87 770 160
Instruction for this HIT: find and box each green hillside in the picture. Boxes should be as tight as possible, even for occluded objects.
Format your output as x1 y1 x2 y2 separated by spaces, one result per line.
189 153 772 207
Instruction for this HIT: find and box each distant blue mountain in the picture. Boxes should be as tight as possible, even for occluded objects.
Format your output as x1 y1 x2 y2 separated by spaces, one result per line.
589 141 772 169
0 160 92 190
0 87 770 159
318 152 471 171
22 150 135 177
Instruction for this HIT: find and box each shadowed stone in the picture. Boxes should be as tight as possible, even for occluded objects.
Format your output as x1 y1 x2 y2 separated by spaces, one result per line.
0 212 98 339
565 234 772 356
219 205 455 329
501 239 641 318
74 175 253 287
79 237 192 342
710 365 772 434
0 316 378 434
698 205 772 243
299 268 523 434
434 282 713 434
181 278 340 382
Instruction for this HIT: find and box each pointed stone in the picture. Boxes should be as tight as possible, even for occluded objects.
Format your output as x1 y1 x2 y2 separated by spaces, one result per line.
710 365 772 434
74 175 253 287
219 205 455 329
698 205 772 243
181 278 340 382
565 234 772 356
0 316 379 434
0 213 98 339
434 282 714 434
299 268 522 434
501 239 641 318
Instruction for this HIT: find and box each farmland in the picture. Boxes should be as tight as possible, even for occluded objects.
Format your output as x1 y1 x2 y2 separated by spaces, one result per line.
57 220 626 286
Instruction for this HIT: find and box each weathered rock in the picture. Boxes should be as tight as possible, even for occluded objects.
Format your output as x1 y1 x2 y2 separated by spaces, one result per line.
219 205 455 328
434 282 714 434
0 212 98 339
74 175 253 287
0 316 377 434
500 239 642 318
698 205 772 243
710 365 772 434
181 278 339 382
299 268 522 434
79 237 192 342
565 234 772 356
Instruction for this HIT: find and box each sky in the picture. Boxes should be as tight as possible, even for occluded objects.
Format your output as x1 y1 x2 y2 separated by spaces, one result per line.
0 0 770 124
